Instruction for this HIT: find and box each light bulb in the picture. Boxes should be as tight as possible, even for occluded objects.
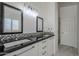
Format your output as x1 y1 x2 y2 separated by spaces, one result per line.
23 7 38 18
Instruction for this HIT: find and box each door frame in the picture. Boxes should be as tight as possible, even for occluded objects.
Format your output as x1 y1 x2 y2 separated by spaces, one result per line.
58 3 61 45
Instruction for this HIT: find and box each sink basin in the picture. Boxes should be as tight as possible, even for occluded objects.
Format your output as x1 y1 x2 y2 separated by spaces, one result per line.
43 35 50 37
4 39 31 48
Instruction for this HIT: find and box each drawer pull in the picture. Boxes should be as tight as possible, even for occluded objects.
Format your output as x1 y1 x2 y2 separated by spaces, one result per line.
42 51 47 55
42 46 47 49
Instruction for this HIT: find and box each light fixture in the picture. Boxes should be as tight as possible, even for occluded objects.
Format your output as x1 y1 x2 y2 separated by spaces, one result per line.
23 3 38 18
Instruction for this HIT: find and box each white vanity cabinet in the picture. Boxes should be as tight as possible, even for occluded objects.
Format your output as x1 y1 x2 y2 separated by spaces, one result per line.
4 37 54 56
38 39 48 56
18 43 39 56
4 43 39 56
38 37 54 56
47 37 54 56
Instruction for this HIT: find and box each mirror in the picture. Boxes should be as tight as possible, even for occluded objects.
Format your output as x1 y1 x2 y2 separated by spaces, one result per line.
36 17 43 32
0 3 23 34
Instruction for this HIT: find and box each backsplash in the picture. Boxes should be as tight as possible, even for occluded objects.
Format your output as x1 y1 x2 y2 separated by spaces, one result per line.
0 32 43 44
0 32 54 44
0 34 21 44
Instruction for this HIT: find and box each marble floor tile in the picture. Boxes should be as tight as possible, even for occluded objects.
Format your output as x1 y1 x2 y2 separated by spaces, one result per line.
55 45 78 56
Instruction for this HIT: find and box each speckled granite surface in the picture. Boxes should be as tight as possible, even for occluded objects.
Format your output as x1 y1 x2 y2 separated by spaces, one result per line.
0 32 54 44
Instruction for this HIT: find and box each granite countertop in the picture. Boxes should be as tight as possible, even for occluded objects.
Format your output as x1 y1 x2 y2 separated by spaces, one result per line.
0 32 54 56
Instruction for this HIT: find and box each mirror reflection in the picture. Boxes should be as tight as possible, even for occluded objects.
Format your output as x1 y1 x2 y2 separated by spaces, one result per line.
3 4 22 33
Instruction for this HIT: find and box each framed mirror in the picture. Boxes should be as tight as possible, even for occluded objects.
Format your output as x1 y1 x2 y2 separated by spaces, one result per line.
0 3 23 34
36 16 43 32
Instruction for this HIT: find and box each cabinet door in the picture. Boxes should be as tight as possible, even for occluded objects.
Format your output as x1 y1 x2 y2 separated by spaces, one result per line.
4 43 38 56
47 37 54 56
38 40 48 56
18 46 35 56
18 43 38 56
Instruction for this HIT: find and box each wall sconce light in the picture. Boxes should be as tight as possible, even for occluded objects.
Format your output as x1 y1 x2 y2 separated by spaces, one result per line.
23 3 38 18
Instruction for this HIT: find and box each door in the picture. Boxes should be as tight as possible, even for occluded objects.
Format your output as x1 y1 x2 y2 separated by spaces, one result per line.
60 5 77 48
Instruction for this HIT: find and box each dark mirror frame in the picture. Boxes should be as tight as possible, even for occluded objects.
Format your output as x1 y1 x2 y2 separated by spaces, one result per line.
0 2 23 34
36 16 43 32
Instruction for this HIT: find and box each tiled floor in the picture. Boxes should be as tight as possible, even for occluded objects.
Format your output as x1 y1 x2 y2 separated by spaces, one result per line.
55 45 78 56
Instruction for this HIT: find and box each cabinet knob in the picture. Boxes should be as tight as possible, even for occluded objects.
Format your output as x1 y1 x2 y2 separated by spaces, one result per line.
42 51 47 55
32 46 35 48
42 46 47 49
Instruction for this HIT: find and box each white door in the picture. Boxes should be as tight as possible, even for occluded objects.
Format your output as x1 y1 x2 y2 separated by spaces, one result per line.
60 5 77 48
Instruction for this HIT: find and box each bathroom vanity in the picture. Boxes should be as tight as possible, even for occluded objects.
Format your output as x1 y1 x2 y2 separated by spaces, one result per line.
0 32 54 56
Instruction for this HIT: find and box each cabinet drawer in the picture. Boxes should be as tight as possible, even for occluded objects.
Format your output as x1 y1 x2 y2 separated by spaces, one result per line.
39 40 48 48
42 45 47 50
42 51 48 56
16 46 35 56
38 39 48 56
40 46 47 52
39 50 48 56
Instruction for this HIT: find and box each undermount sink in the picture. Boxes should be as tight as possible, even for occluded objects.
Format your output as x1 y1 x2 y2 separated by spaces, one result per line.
43 35 50 37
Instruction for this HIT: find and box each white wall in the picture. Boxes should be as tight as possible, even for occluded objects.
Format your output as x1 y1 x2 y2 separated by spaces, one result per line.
77 5 79 54
46 2 58 55
5 2 48 33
